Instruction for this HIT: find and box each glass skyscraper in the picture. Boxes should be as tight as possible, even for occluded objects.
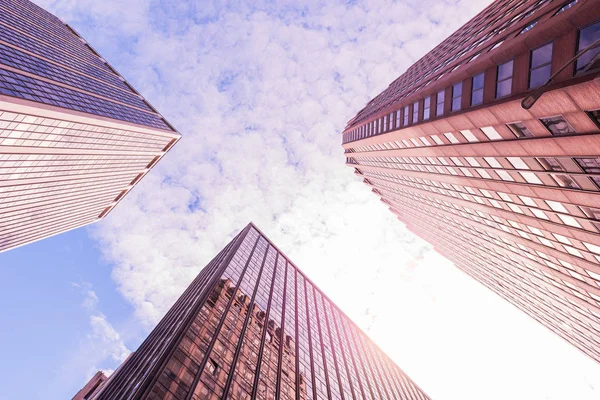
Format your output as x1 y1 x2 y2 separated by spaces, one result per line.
91 223 429 400
342 0 600 363
0 0 180 252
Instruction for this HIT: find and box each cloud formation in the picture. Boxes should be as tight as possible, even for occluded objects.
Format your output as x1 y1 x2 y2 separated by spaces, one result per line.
60 282 131 389
34 0 600 399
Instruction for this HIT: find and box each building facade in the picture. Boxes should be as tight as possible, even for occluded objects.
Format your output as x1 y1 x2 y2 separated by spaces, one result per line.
72 371 108 400
92 223 429 400
0 0 180 252
342 0 600 362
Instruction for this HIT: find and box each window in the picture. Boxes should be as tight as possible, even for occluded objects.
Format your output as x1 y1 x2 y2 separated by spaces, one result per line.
554 0 579 15
484 157 502 168
491 40 504 51
507 157 529 170
436 90 445 116
520 171 543 184
497 170 514 181
498 192 512 202
537 157 564 172
507 122 534 138
450 157 463 166
383 115 388 131
481 126 502 140
576 20 600 73
588 109 600 129
552 174 581 189
396 110 401 127
580 206 600 231
546 200 568 213
519 196 537 207
465 157 480 167
496 60 513 98
471 73 484 106
575 157 600 187
431 135 444 145
519 20 538 35
553 233 572 245
558 214 581 228
540 116 576 136
565 246 583 257
460 130 478 142
403 106 410 126
531 208 549 220
423 96 431 120
529 42 553 88
528 226 543 236
413 101 419 123
478 169 492 179
444 132 459 144
581 206 600 220
207 358 219 375
508 203 524 214
452 82 462 111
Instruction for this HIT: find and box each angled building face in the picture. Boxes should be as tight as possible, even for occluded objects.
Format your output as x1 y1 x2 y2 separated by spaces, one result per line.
72 371 108 400
92 224 429 400
0 0 180 252
343 0 600 362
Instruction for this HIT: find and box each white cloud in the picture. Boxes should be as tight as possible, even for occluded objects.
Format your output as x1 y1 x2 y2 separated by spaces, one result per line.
49 282 131 395
88 313 131 364
34 0 600 399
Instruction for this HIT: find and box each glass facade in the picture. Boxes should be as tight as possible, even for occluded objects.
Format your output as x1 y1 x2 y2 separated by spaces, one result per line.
0 0 174 130
0 0 180 253
93 224 430 400
342 0 600 366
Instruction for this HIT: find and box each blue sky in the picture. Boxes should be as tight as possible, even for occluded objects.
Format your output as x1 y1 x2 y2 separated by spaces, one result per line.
2 0 600 399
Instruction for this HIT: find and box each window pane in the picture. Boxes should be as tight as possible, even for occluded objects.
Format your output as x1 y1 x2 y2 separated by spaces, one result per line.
484 157 502 168
575 157 600 173
423 96 431 120
444 132 459 144
413 101 419 123
540 116 576 136
460 130 478 142
529 64 551 88
471 89 483 106
472 73 484 90
452 82 462 111
507 157 529 170
520 171 543 184
507 122 534 137
481 126 502 140
580 206 600 220
436 90 445 116
555 0 579 15
531 43 553 68
552 174 581 189
576 21 600 73
497 60 514 81
537 157 565 172
496 79 512 98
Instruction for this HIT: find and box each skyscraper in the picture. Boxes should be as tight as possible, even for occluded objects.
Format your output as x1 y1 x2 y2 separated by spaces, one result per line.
0 0 180 252
342 0 600 362
73 371 108 400
91 223 429 400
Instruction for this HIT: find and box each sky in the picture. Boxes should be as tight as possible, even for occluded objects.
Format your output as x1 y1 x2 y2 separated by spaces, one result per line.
1 0 600 399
